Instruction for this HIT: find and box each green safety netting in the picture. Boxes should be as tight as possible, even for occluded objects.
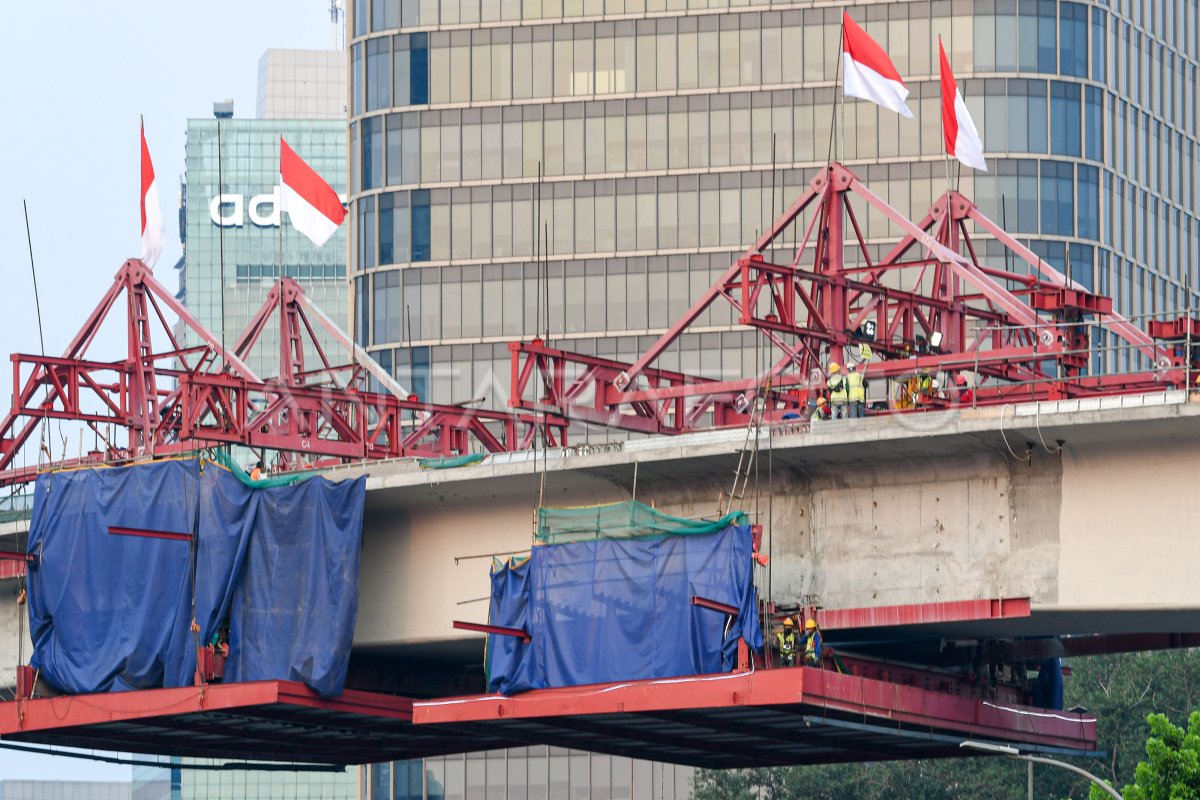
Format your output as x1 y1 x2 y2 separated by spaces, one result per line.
418 453 487 470
209 449 322 488
535 500 748 545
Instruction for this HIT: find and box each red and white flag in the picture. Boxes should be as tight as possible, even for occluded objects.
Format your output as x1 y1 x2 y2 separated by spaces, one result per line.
841 12 913 119
279 137 346 247
140 122 165 267
939 40 987 172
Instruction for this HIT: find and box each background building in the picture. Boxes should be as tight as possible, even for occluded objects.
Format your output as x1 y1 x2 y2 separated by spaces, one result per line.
131 759 355 800
345 0 1197 793
258 49 348 120
163 46 357 798
347 0 1198 409
364 748 693 800
179 49 349 380
0 782 130 800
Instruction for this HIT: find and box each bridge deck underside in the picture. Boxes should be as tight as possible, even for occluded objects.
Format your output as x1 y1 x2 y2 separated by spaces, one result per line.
0 680 513 765
0 670 1096 767
420 667 1099 768
0 676 1094 767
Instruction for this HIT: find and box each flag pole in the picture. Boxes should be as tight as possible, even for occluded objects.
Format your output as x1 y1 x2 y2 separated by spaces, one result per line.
939 36 953 194
278 141 284 286
826 16 845 165
216 115 227 370
838 16 845 163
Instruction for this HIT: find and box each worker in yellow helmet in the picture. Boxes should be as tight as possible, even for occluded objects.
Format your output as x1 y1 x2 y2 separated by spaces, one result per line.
802 618 823 667
826 363 848 419
775 617 799 667
847 363 867 418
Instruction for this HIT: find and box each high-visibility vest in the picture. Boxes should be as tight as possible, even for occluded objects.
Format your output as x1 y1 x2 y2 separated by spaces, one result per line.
776 630 797 655
827 374 847 403
805 629 822 661
847 372 865 402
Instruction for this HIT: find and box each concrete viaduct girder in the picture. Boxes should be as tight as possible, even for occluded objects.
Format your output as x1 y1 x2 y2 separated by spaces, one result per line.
1 391 1197 684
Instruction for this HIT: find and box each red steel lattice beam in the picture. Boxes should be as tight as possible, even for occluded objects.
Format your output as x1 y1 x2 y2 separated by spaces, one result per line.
509 162 1177 434
0 260 567 487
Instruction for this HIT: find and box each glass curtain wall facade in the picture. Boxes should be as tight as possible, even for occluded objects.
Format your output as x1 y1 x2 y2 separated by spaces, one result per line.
180 119 348 379
131 761 355 800
363 748 693 800
349 0 1199 403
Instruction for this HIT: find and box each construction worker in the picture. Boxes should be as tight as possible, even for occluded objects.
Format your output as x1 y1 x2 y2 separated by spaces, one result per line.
802 618 822 666
847 363 866 418
954 373 974 406
827 363 848 419
813 397 830 421
249 460 265 481
775 617 799 667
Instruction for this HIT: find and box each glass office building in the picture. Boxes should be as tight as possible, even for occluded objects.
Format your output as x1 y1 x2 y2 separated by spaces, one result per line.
363 748 693 800
179 50 349 380
348 0 1198 404
131 760 355 800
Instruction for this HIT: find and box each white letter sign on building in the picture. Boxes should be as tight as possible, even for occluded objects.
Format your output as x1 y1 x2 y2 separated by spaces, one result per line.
210 187 347 228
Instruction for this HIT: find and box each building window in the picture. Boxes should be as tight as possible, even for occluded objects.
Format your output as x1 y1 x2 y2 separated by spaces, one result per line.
371 0 398 32
410 33 429 105
1040 161 1075 236
1050 81 1081 157
1059 2 1089 78
1090 7 1107 82
372 270 400 345
367 37 392 111
358 195 377 269
363 116 383 190
411 189 431 262
379 191 411 265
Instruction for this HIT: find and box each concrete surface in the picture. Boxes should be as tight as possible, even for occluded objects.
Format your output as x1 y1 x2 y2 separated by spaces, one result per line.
2 390 1198 678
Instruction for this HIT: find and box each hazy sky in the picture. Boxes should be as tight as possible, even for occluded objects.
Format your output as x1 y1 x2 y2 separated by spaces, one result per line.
0 0 338 782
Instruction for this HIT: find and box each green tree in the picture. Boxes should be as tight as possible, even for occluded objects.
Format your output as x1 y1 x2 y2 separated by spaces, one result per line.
693 649 1200 800
1092 712 1200 800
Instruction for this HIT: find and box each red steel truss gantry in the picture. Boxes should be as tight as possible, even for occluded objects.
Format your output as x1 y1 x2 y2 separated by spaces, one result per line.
0 259 567 486
509 162 1184 434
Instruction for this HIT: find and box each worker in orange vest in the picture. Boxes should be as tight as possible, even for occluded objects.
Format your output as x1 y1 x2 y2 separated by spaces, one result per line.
250 460 265 481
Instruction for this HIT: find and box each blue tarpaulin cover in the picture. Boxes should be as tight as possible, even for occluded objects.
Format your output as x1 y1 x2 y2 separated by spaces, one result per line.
487 518 762 695
194 466 365 697
27 459 365 697
27 460 200 693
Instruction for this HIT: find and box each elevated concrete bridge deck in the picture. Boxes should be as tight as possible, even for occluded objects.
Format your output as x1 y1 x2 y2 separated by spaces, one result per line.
337 390 1200 664
2 391 1198 684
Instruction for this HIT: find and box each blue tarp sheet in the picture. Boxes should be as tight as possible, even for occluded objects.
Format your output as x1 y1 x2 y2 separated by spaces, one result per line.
27 459 365 697
487 524 762 694
194 467 365 697
27 460 200 693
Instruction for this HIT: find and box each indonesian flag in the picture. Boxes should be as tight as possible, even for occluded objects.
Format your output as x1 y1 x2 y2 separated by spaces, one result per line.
279 137 346 247
939 40 988 172
139 122 165 267
841 12 913 119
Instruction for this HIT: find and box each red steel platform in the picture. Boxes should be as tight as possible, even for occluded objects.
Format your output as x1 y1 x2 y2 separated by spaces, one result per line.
0 680 515 765
412 666 1097 769
0 668 1095 767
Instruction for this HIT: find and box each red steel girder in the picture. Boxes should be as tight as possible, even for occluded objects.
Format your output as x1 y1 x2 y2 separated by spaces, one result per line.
816 597 1032 631
413 666 1096 753
0 261 567 487
509 163 1173 435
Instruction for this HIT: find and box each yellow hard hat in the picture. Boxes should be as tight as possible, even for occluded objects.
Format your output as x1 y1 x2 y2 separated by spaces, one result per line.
816 397 827 406
783 617 795 628
805 618 817 630
829 363 841 373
